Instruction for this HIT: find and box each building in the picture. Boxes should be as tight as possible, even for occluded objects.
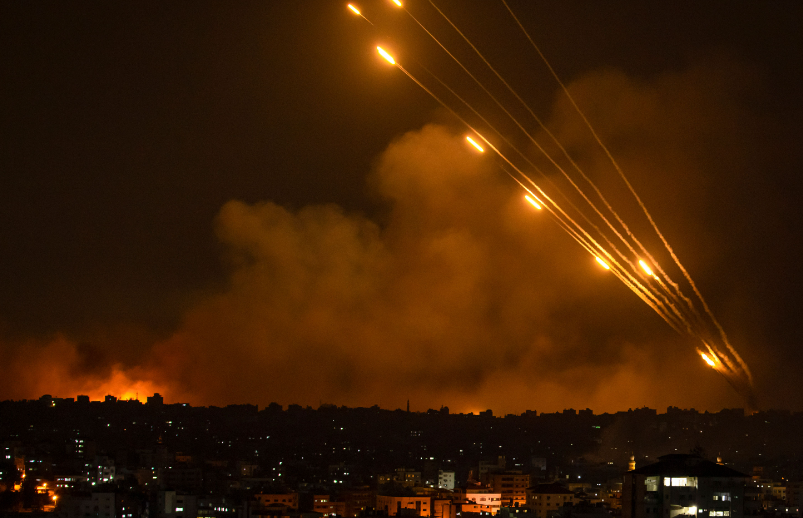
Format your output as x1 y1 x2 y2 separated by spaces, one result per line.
499 507 535 518
314 495 346 516
59 493 116 518
431 498 457 518
785 481 803 508
485 472 530 507
439 471 456 490
479 457 506 478
527 483 575 518
162 467 203 493
343 488 375 517
254 493 299 510
455 488 502 515
93 456 116 484
396 469 423 487
622 454 748 518
196 496 239 518
376 495 432 517
330 462 354 485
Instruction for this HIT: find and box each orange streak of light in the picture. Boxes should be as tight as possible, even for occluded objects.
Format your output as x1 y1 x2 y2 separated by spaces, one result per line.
638 259 654 276
524 195 542 210
466 136 484 153
377 46 395 65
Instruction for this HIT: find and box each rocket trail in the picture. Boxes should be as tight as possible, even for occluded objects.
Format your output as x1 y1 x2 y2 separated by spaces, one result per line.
409 58 665 305
404 2 705 335
500 0 754 389
465 136 484 153
433 64 693 334
348 1 755 407
347 4 374 25
524 195 541 210
440 56 690 332
354 2 646 300
440 1 753 399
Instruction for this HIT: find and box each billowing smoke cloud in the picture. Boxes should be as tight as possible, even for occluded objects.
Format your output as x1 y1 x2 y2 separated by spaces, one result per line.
0 333 166 402
3 57 770 413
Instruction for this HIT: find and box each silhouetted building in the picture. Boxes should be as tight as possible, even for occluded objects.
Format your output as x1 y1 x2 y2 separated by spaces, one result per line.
622 454 748 518
527 483 575 518
376 495 431 517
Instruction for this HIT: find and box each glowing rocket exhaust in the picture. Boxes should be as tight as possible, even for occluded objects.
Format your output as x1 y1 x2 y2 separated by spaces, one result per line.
466 136 484 153
347 4 375 25
377 46 396 65
357 6 757 410
524 195 541 210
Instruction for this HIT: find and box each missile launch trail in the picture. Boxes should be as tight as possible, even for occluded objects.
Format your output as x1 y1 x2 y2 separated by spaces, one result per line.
347 1 756 409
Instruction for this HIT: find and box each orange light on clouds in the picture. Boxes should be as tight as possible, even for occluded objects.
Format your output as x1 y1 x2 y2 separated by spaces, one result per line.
80 368 168 403
377 46 395 65
596 257 610 270
524 195 541 210
466 136 484 152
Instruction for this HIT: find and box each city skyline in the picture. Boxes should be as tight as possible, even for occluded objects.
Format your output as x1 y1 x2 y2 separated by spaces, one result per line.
2 2 803 413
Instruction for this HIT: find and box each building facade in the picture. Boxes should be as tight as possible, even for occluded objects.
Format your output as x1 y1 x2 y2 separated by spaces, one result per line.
527 483 575 518
438 471 455 491
623 454 748 518
486 472 531 507
376 495 432 517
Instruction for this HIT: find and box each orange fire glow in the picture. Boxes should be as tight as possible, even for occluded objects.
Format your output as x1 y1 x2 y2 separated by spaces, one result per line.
596 257 611 270
81 368 168 402
347 4 361 15
701 352 716 368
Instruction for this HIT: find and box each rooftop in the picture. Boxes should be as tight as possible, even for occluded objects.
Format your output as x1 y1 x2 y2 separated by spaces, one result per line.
632 454 748 478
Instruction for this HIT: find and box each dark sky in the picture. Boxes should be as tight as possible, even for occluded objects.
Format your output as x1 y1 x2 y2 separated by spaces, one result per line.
1 1 802 414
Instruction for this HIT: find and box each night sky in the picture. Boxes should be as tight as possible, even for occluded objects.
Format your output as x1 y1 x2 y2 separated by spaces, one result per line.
2 1 803 414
